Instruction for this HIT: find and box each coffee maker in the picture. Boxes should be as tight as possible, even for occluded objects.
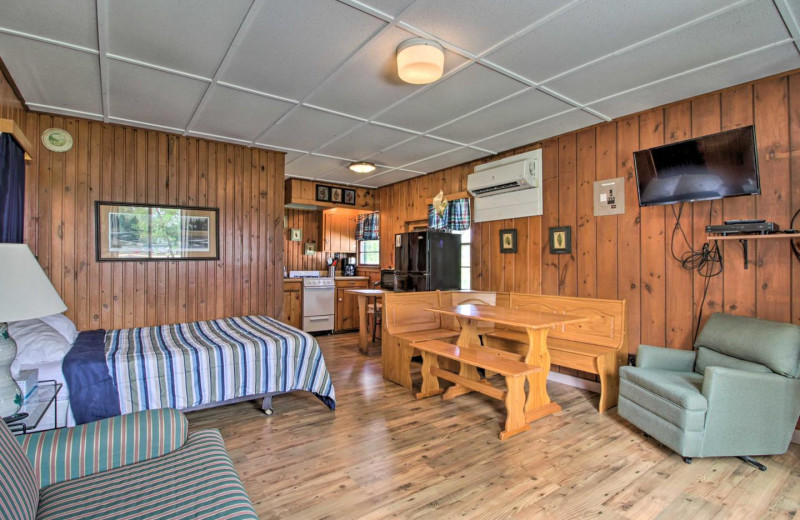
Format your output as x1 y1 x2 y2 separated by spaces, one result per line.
343 257 356 276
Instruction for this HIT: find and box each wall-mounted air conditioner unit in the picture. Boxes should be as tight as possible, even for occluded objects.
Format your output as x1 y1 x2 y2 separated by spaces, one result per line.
467 149 543 222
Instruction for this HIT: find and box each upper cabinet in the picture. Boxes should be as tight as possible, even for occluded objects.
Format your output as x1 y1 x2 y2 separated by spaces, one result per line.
322 208 359 253
285 178 375 211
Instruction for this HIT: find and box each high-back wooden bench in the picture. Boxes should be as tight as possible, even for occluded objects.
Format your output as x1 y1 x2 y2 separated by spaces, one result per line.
439 291 500 333
484 294 627 413
382 291 460 388
412 339 540 440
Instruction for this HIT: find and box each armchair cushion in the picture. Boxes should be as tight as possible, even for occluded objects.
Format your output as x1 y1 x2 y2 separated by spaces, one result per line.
0 420 37 520
694 313 800 378
635 344 696 372
18 408 188 489
695 347 772 376
35 430 258 520
619 367 706 431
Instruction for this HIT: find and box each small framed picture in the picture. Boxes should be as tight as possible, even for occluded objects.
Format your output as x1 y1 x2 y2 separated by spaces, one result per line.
316 185 330 202
549 226 572 254
499 229 517 254
331 187 343 203
290 228 302 242
304 240 316 255
343 189 356 206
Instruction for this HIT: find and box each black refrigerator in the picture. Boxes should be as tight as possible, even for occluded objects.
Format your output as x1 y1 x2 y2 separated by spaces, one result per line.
393 231 461 292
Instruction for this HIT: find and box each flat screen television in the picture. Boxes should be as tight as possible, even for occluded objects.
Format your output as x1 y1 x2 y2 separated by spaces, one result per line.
633 126 759 207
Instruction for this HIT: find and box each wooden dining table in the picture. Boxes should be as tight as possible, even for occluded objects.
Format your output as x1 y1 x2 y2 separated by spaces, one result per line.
425 304 590 423
347 289 386 354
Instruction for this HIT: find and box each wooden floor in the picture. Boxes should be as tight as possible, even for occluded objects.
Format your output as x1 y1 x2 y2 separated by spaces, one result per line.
187 333 800 520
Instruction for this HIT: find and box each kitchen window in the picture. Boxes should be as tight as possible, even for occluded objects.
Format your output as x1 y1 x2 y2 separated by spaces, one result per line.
358 239 379 266
454 229 470 290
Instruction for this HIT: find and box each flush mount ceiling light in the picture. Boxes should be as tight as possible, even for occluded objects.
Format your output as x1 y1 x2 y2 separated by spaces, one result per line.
396 38 445 85
348 161 376 174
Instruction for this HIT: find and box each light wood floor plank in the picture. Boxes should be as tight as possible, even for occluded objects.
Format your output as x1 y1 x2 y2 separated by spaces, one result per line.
187 333 800 519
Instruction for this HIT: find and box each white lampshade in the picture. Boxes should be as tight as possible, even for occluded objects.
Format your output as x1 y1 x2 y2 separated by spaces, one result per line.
0 244 66 322
396 38 445 85
349 161 376 174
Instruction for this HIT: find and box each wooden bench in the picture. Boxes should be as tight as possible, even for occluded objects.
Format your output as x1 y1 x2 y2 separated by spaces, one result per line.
483 294 627 413
412 339 540 441
382 291 460 388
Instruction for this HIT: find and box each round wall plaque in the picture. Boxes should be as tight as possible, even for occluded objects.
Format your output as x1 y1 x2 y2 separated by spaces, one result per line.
41 128 73 152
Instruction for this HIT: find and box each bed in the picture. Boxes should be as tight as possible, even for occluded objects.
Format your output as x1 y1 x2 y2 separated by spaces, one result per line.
60 315 336 425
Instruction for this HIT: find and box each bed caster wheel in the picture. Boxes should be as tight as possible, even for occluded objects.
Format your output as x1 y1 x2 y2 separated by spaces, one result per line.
263 408 274 416
683 457 692 465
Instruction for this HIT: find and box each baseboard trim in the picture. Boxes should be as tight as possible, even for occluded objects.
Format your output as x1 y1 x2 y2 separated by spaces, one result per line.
792 429 800 445
547 371 601 394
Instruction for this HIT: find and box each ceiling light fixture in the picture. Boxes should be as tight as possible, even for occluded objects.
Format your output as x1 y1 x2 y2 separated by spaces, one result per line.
348 161 376 174
396 38 445 85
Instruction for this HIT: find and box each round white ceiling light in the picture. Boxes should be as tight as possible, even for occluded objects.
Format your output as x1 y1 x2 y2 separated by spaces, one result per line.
348 161 376 174
396 38 445 85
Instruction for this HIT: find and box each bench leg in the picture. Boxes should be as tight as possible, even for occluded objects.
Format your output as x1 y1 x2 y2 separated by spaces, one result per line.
499 374 530 441
416 351 444 399
596 353 618 413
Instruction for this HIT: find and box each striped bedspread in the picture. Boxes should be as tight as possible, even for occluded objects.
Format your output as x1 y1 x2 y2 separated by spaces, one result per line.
105 315 335 414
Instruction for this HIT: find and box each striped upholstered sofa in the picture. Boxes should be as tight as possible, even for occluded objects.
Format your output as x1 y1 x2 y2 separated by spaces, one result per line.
1 408 257 520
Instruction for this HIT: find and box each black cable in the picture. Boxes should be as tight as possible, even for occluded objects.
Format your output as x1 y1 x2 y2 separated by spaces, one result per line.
791 207 800 262
669 202 724 343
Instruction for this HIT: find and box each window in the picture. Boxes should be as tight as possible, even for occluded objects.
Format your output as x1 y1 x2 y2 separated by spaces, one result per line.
454 229 470 290
358 239 379 266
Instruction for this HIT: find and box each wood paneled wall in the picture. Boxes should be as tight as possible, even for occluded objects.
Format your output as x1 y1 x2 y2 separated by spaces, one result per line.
379 70 800 353
284 208 328 271
1 67 285 330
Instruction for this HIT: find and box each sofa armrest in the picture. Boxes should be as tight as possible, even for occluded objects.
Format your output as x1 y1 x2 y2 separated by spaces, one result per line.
702 367 800 453
635 344 696 372
17 408 188 489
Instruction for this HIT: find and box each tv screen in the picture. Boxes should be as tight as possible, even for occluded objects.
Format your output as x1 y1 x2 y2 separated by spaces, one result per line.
633 126 759 207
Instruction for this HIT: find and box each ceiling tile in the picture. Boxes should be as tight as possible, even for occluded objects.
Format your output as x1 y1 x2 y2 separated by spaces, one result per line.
0 0 97 50
305 26 468 119
190 85 294 141
357 0 416 17
366 168 425 187
257 106 361 151
0 34 102 114
587 42 800 119
545 0 790 104
366 136 459 167
474 110 603 152
316 123 416 160
283 150 306 164
319 165 391 184
398 0 566 55
403 147 488 173
108 59 208 129
429 88 573 144
221 0 386 100
285 154 347 177
486 0 737 83
107 0 252 78
376 63 526 132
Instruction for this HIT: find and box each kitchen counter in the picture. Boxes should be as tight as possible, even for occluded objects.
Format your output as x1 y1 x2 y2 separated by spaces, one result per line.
335 276 369 280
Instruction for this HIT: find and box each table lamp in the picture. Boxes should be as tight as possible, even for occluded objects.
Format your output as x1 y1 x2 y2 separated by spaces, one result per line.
0 244 67 417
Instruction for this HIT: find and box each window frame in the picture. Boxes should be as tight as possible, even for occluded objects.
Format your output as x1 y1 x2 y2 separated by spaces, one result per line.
357 238 380 267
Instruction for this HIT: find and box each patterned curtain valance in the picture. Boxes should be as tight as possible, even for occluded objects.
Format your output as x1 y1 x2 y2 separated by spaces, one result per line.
357 212 379 241
427 198 470 231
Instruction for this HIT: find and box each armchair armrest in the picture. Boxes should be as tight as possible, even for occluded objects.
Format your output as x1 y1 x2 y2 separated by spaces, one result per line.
17 408 188 489
702 367 800 454
636 344 696 372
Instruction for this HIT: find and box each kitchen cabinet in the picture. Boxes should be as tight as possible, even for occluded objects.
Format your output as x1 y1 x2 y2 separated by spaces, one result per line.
335 278 367 332
322 209 359 253
282 280 302 329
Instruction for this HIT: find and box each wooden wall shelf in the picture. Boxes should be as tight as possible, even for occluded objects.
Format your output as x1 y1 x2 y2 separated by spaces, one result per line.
708 233 799 269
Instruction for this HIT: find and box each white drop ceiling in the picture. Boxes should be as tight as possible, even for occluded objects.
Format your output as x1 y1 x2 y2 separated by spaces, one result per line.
1 0 798 188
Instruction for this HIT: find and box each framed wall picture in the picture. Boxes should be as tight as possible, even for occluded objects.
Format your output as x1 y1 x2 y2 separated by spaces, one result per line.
316 184 330 202
290 228 302 241
331 187 343 203
96 201 219 261
499 229 517 253
549 226 572 254
343 189 356 205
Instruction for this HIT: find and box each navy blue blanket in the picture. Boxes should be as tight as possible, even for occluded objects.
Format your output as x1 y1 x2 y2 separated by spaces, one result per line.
62 329 121 424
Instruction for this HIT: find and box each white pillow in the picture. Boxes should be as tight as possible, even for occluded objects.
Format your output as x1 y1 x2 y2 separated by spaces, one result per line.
39 313 79 344
8 319 72 375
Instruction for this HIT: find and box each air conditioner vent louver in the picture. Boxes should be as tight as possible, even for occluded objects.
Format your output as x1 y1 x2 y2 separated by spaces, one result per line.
471 181 523 196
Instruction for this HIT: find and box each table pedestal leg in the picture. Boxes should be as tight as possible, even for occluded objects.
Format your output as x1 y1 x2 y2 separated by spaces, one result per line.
523 327 561 422
356 294 368 354
442 318 482 400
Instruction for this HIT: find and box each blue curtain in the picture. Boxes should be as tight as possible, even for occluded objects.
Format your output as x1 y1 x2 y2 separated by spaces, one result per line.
0 133 25 243
357 212 379 240
427 204 449 230
428 198 470 231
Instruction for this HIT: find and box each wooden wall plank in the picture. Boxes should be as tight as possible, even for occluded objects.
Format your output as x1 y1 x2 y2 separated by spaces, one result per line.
576 129 597 299
541 139 559 295
558 134 577 296
595 123 618 301
790 75 800 326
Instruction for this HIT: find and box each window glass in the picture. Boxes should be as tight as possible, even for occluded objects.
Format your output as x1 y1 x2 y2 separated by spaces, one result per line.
358 239 380 266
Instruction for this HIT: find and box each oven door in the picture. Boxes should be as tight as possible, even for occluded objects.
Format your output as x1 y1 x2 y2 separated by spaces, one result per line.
303 285 335 316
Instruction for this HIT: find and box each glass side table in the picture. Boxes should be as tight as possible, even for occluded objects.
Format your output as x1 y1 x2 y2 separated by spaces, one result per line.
4 380 62 436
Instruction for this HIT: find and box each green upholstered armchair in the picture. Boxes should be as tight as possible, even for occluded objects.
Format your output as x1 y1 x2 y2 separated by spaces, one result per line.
618 313 800 470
